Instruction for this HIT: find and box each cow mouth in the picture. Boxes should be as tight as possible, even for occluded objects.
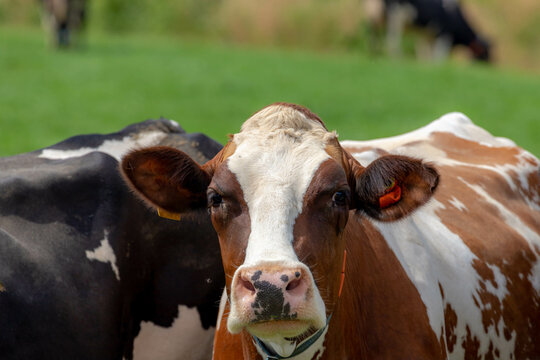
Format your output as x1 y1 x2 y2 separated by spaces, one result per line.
246 319 313 339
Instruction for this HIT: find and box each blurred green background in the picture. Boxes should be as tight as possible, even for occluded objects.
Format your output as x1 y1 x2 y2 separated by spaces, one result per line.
0 0 539 156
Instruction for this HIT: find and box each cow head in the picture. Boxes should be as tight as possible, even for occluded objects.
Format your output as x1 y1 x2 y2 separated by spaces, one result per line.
469 37 491 62
121 103 439 356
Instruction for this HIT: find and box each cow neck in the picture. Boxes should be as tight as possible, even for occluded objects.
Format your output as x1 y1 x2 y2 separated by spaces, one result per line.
251 250 347 360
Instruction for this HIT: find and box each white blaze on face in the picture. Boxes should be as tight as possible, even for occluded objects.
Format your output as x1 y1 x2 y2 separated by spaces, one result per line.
226 105 333 333
227 106 332 266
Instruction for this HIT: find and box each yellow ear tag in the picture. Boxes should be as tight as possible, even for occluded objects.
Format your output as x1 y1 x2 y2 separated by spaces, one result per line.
157 208 181 221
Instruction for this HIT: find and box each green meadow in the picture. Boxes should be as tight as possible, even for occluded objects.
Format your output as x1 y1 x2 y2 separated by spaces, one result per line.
1 26 539 157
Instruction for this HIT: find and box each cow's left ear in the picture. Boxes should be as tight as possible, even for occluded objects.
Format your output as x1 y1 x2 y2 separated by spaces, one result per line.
353 155 439 221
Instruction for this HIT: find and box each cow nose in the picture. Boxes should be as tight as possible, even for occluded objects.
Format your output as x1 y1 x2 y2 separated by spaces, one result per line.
239 269 304 293
235 267 309 321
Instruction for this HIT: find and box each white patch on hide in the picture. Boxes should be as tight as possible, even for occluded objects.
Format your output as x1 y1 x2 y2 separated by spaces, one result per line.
371 199 517 359
530 260 540 297
85 230 120 281
39 131 166 161
133 305 214 360
448 197 467 212
342 112 515 151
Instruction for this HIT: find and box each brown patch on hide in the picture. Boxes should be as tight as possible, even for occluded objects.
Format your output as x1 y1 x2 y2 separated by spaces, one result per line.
208 164 251 292
325 217 444 359
462 325 481 360
213 300 260 360
430 132 522 167
445 303 458 353
434 162 540 359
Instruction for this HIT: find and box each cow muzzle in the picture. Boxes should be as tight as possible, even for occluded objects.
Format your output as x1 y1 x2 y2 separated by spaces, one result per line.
227 263 326 338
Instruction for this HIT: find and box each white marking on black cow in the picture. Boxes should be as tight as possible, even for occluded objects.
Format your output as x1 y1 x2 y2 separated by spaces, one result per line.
85 230 120 281
133 305 213 360
39 131 167 161
169 120 181 128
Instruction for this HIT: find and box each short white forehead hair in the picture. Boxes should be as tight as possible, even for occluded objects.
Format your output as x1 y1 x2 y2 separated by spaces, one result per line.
234 104 337 145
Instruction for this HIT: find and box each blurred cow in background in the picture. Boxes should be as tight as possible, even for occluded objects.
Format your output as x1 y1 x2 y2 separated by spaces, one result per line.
40 0 87 47
365 0 491 62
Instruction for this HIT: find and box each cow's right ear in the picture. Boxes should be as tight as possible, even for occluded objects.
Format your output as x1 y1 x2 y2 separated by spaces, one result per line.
120 146 211 214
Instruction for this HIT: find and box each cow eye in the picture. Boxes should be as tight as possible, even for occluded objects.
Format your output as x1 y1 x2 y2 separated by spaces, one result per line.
208 192 223 208
332 191 347 206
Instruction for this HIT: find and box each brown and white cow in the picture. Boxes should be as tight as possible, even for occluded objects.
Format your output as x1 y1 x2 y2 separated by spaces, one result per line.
121 104 540 359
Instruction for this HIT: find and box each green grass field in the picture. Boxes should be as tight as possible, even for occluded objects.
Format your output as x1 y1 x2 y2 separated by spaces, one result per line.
1 26 539 157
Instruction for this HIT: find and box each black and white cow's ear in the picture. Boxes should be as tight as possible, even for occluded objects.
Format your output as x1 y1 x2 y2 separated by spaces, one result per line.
120 146 211 214
353 155 439 221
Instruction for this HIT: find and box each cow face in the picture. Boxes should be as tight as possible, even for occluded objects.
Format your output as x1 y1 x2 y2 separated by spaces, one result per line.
121 103 439 353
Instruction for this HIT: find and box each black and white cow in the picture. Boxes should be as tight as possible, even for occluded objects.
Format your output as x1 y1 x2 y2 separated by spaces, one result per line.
366 0 491 61
0 119 224 359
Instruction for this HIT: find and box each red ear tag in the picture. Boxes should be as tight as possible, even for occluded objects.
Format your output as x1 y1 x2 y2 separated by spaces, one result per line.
379 182 402 209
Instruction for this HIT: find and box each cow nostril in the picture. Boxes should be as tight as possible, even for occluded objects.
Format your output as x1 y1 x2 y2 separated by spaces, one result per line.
240 278 255 292
286 278 301 291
